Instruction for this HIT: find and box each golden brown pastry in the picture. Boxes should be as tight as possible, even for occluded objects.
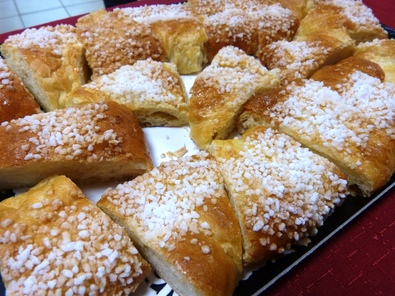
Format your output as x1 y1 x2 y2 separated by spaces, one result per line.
0 59 41 122
0 101 153 190
98 151 243 296
258 34 355 84
0 175 151 295
0 25 89 111
188 0 299 62
310 56 385 90
75 9 165 79
295 0 388 43
209 126 349 267
352 38 395 85
188 45 280 149
65 60 189 127
117 4 208 74
237 74 395 196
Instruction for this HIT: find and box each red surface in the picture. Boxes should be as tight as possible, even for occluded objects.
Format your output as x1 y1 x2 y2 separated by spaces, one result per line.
0 1 394 295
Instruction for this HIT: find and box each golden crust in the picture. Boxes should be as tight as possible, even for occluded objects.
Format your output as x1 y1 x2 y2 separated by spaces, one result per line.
118 4 208 74
0 25 89 111
310 56 386 89
296 0 388 43
352 38 395 85
188 0 299 62
76 9 166 79
65 60 189 127
258 34 355 84
188 46 280 149
0 59 41 122
0 175 151 295
98 152 243 296
0 101 153 190
237 74 395 196
209 126 348 266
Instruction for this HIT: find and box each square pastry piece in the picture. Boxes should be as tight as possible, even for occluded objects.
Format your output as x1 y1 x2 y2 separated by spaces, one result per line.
209 126 349 267
98 152 243 296
0 175 151 295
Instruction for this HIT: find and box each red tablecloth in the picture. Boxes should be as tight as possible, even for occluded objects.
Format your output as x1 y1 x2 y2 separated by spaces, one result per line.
0 1 394 295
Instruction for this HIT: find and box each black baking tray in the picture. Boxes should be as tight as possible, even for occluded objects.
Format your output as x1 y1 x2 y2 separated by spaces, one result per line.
0 25 394 296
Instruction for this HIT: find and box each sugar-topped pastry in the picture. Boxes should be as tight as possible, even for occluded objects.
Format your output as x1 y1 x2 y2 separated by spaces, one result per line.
76 9 165 79
352 38 395 85
0 59 41 123
187 0 299 62
0 25 89 111
117 4 208 74
65 59 189 127
0 101 153 190
0 175 151 295
258 34 355 84
209 126 349 267
237 74 395 196
296 0 388 43
98 151 243 296
188 45 280 149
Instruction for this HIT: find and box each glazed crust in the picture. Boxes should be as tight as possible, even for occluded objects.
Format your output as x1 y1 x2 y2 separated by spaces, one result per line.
209 126 348 266
65 60 189 127
0 175 151 295
98 152 243 296
76 9 166 79
0 101 153 190
0 25 89 111
0 59 41 122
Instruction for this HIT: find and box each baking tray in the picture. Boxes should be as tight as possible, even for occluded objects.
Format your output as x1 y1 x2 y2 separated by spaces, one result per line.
0 8 394 296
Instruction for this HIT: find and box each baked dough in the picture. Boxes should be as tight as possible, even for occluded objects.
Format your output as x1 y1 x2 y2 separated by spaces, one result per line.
295 0 388 43
258 34 355 84
0 101 153 190
65 59 189 127
209 126 348 267
187 0 299 62
75 9 166 79
352 38 395 85
118 4 208 74
237 74 395 196
0 25 89 111
310 56 385 90
188 45 280 149
0 175 150 295
98 151 243 296
0 59 41 122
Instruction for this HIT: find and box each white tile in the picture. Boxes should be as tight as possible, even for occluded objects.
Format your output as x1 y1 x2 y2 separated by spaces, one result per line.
0 16 24 35
66 1 105 17
61 0 103 5
0 1 18 18
21 8 69 28
15 0 63 14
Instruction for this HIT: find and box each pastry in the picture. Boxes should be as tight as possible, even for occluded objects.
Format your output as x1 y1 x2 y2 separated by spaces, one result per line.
295 0 388 43
237 74 395 196
352 38 395 85
118 4 208 74
187 0 299 62
0 25 89 111
209 126 348 266
310 56 385 90
0 59 41 123
75 9 166 79
258 34 355 84
188 45 280 149
0 101 153 190
0 175 151 295
65 59 189 127
98 151 243 296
